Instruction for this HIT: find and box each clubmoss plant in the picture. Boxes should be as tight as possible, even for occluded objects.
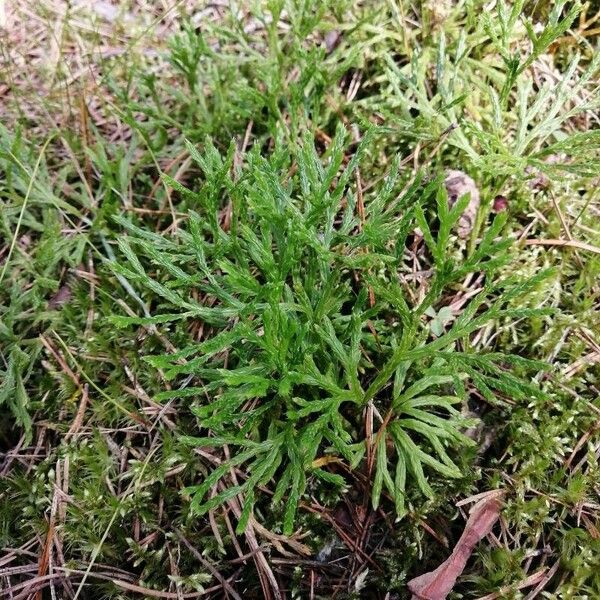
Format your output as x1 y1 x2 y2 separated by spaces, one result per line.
110 127 551 534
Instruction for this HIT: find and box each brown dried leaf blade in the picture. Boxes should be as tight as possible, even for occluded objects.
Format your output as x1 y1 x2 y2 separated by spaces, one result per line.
408 493 504 600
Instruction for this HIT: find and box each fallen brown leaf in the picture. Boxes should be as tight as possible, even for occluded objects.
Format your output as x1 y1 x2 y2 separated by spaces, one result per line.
444 170 480 238
408 491 504 600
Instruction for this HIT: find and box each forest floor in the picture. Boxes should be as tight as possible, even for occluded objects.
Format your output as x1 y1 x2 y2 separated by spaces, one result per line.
1 1 600 598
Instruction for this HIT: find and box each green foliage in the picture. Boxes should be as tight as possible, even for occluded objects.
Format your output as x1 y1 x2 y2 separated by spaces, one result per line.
0 126 78 443
0 346 34 443
110 130 549 533
365 0 600 185
2 1 600 597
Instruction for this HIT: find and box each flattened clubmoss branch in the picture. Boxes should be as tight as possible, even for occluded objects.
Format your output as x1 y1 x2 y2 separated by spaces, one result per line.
108 127 552 534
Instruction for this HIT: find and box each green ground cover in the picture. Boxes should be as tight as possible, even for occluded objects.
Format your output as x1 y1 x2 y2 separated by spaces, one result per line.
1 1 600 598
